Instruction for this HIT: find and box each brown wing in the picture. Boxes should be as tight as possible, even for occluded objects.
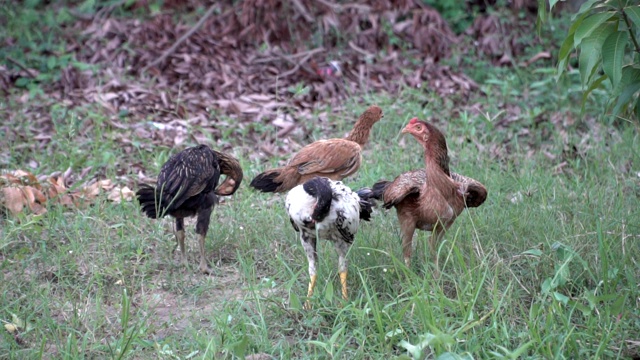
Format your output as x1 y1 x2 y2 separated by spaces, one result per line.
287 139 362 178
450 172 487 208
382 169 425 208
380 169 487 209
211 150 244 196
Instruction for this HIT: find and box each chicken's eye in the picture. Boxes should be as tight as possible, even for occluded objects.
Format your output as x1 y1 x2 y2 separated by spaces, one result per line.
415 125 422 131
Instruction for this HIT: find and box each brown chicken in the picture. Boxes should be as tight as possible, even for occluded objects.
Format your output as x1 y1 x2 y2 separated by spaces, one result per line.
250 105 383 193
371 118 487 266
136 145 243 274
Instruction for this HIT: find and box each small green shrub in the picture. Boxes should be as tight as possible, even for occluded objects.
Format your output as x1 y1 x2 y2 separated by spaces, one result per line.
539 0 640 121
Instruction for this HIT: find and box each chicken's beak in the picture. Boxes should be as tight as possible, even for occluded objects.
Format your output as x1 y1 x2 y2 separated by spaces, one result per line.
400 125 411 134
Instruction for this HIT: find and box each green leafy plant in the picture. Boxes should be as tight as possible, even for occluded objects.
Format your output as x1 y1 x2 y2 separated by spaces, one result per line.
539 0 640 120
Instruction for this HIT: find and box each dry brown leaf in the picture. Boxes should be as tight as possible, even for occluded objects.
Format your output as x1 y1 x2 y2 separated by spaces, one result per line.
81 182 102 199
59 194 75 207
107 186 134 203
96 179 114 190
22 186 47 214
1 187 25 215
47 177 67 198
29 202 47 215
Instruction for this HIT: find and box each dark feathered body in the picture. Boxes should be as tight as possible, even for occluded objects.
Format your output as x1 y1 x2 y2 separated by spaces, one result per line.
285 177 374 306
136 144 243 273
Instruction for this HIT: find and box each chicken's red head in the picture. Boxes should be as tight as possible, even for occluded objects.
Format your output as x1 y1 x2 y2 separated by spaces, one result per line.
401 118 448 151
401 118 429 139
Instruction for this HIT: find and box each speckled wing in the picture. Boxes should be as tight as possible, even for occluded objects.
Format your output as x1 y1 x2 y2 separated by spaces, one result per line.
382 169 487 208
381 169 424 208
450 172 487 208
288 139 361 178
157 146 219 208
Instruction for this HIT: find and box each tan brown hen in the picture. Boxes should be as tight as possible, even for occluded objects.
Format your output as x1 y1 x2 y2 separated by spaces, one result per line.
250 105 383 193
372 118 487 266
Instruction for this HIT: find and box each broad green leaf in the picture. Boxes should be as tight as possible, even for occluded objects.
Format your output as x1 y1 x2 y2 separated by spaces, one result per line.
602 31 629 88
612 65 640 95
553 291 570 305
568 10 591 37
541 278 553 294
522 249 543 256
569 299 592 315
46 56 56 70
329 325 345 344
578 23 616 87
574 12 615 47
612 81 640 115
575 0 612 20
324 281 334 302
537 0 547 33
289 291 302 310
511 341 535 358
557 264 570 286
558 9 591 63
625 6 640 30
15 77 30 87
437 352 474 360
398 339 423 359
549 0 561 11
557 34 576 77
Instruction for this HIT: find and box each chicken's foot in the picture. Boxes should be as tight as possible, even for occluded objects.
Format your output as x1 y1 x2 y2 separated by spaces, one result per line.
197 233 213 275
304 274 317 310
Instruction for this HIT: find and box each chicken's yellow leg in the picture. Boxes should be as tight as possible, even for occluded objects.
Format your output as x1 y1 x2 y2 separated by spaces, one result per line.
339 271 348 300
304 274 317 310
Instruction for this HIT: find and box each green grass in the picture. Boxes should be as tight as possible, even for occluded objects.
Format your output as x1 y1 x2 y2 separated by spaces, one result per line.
2 4 640 360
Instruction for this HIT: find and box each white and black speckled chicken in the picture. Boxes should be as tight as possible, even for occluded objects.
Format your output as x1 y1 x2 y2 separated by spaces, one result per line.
136 144 243 274
285 176 375 308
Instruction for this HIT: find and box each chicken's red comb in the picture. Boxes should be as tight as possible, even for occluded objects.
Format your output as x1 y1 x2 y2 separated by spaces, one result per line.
409 117 419 124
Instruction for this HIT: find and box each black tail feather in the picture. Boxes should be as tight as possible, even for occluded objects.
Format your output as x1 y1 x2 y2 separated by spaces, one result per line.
371 180 390 201
355 187 375 221
136 184 169 219
250 171 282 193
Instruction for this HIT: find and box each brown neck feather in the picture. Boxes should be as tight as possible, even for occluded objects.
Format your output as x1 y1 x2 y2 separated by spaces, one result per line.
426 141 450 176
416 124 450 176
346 109 380 146
422 144 457 195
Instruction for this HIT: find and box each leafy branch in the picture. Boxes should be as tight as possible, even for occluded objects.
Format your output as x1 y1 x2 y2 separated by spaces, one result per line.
538 0 640 121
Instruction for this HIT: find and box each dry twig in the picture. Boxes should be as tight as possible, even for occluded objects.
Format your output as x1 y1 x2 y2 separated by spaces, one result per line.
6 56 37 79
142 3 219 73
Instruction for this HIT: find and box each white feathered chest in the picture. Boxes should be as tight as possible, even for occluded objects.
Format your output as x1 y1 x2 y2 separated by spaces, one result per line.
285 179 361 243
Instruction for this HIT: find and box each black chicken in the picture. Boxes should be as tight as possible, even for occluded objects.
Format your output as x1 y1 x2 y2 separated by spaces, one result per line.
136 145 243 274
